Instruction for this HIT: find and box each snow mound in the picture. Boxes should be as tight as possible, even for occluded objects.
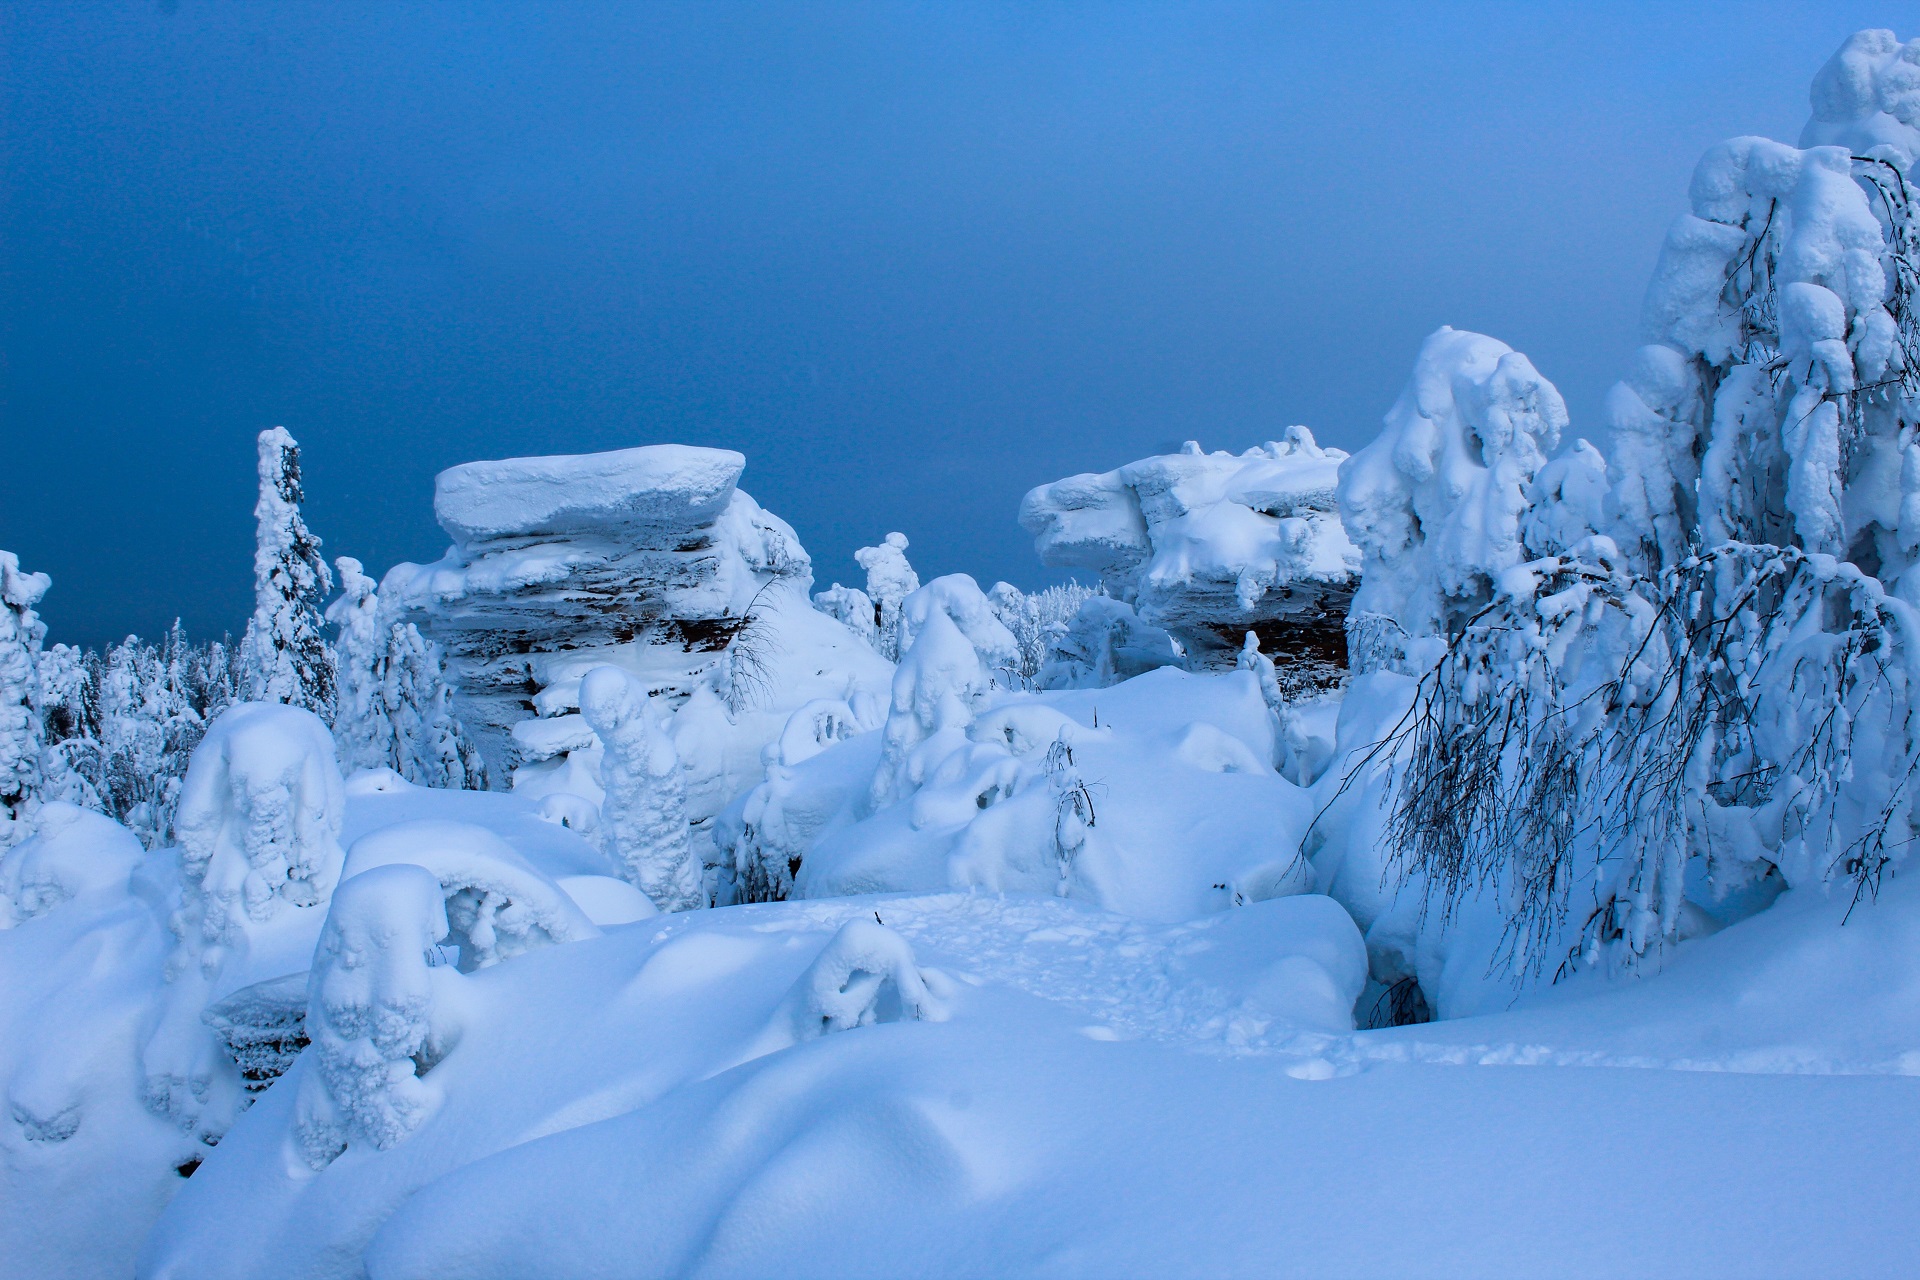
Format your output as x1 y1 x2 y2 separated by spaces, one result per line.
0 801 143 926
341 820 601 970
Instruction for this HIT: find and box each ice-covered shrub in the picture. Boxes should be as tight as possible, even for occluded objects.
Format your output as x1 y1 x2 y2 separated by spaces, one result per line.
986 580 1098 688
578 665 703 911
294 863 463 1169
1031 594 1181 690
854 532 919 661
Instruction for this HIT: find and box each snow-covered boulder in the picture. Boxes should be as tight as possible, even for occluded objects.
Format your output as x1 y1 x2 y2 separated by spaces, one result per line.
1020 428 1359 672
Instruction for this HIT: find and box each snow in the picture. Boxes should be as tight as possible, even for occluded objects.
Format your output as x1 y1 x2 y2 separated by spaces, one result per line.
135 886 1920 1280
19 25 1920 1280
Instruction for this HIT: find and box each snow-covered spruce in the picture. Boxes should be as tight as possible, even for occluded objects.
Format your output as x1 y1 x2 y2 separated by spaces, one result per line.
238 428 335 717
0 550 51 846
578 665 703 911
294 863 463 1170
331 559 488 791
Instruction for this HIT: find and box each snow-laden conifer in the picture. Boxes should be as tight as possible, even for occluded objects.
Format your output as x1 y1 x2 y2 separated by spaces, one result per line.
239 427 334 716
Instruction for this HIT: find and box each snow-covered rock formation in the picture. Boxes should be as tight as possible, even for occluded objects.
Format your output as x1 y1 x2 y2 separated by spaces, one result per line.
1019 428 1360 673
383 445 813 780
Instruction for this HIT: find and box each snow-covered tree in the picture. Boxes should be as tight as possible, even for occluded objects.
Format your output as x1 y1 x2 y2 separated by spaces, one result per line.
239 427 334 716
579 665 702 911
812 582 880 651
985 580 1098 689
295 863 461 1169
325 559 486 790
382 622 488 790
0 552 51 846
854 532 919 661
1362 35 1920 982
327 557 393 774
868 574 1018 812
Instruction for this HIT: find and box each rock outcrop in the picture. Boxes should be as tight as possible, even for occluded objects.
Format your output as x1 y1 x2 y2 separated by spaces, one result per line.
1019 428 1359 673
383 445 812 780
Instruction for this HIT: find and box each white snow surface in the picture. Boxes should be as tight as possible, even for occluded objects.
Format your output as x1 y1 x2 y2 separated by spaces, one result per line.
133 882 1920 1280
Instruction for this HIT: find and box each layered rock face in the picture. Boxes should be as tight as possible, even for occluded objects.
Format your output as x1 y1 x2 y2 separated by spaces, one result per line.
383 445 811 779
1019 428 1359 672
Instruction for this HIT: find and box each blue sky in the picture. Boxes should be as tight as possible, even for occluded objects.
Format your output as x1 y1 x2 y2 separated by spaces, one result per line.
0 2 1902 645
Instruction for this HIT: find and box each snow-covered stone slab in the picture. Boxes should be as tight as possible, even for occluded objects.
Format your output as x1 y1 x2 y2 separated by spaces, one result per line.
434 445 746 548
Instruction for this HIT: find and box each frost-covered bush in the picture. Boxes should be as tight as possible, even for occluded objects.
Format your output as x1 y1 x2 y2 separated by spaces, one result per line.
729 695 881 902
294 863 463 1169
0 551 50 846
1037 593 1181 690
985 579 1099 688
812 582 880 651
238 427 335 716
341 820 599 970
578 665 703 911
854 532 919 661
